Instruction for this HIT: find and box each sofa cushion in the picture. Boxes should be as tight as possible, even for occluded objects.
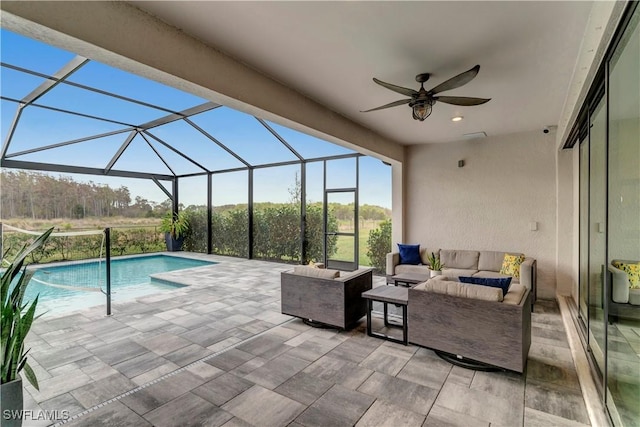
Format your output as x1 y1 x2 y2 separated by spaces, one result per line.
503 283 526 305
440 268 478 279
479 251 514 272
396 264 431 275
459 276 512 296
398 244 422 265
420 278 502 302
292 266 340 279
419 247 442 265
472 270 519 283
500 254 525 278
440 250 480 269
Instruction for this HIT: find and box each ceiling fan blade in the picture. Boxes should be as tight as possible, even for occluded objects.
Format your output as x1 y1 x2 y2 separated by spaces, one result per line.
429 65 481 95
361 98 411 113
434 96 491 106
372 78 418 97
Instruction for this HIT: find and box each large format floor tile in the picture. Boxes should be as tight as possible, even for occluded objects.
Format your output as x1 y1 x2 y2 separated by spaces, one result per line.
22 256 596 427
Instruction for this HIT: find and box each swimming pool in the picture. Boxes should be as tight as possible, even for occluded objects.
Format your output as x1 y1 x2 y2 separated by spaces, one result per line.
24 254 216 314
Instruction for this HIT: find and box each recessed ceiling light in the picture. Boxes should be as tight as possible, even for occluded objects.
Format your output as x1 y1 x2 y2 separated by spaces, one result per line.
451 116 463 122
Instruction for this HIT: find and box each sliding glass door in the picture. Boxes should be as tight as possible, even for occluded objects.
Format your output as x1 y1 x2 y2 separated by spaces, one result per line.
605 9 640 425
576 5 639 425
588 97 607 374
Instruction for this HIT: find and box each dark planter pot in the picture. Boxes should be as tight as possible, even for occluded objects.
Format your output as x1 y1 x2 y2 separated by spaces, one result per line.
164 233 184 252
1 377 23 427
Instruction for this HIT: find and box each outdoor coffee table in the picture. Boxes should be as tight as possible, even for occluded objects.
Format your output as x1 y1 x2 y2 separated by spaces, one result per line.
361 286 408 345
392 272 430 287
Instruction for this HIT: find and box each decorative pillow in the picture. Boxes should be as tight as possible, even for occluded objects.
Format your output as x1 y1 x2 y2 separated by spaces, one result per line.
612 261 640 288
293 266 340 279
398 244 421 265
459 276 512 296
500 254 525 278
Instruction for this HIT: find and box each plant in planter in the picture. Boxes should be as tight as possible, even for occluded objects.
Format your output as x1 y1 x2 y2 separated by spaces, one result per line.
160 211 189 251
2 228 53 427
426 252 445 278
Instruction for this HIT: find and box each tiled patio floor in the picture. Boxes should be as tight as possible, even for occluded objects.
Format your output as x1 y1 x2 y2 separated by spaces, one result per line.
20 254 591 427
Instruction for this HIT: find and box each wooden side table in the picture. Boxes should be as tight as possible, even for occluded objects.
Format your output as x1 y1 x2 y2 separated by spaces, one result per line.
361 286 408 345
391 272 430 288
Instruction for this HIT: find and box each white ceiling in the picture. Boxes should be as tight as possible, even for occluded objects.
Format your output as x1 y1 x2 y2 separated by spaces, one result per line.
130 1 594 145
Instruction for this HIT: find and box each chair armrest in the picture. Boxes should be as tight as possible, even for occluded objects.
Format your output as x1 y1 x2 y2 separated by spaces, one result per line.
519 258 535 290
337 268 373 282
608 264 631 303
386 252 400 275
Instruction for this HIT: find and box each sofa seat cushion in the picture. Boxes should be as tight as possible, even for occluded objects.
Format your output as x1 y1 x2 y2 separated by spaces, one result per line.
440 268 478 279
472 270 520 283
440 249 480 269
503 283 526 305
418 278 502 302
396 264 430 275
292 266 340 279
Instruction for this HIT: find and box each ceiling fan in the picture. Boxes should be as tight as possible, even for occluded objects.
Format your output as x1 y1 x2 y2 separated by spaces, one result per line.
362 65 491 121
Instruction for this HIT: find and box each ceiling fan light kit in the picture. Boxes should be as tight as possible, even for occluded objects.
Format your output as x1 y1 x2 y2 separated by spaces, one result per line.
411 98 435 121
362 65 491 122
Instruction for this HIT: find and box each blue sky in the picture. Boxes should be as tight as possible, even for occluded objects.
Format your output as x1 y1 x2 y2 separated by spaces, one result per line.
1 29 391 208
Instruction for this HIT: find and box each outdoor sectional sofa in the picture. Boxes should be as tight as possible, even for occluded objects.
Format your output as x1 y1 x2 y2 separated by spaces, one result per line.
280 266 373 329
408 277 532 373
387 248 537 309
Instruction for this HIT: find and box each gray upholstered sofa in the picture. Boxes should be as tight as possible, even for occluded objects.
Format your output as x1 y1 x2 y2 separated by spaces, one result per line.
408 277 532 373
387 248 537 308
281 266 373 329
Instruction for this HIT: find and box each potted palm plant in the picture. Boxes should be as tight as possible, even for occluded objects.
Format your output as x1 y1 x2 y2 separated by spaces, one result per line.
1 228 53 427
426 252 445 278
160 211 189 251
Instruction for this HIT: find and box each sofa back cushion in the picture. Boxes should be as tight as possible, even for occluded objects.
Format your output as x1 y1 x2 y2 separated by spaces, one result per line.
440 250 479 270
419 248 441 265
419 278 502 302
478 251 506 272
292 266 340 279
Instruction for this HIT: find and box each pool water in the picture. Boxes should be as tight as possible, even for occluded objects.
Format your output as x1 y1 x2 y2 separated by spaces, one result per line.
22 255 215 315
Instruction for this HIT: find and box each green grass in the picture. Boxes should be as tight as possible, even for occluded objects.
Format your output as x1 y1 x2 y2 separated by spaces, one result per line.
332 219 383 266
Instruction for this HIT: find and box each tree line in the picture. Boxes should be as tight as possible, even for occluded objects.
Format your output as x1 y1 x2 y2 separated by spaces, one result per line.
0 171 170 220
1 171 391 223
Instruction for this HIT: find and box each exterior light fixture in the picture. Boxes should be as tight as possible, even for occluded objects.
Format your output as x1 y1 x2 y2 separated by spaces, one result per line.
451 116 463 122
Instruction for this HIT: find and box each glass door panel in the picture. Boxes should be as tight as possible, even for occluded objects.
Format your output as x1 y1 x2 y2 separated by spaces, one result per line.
606 8 640 425
325 190 358 271
588 97 607 375
580 138 590 328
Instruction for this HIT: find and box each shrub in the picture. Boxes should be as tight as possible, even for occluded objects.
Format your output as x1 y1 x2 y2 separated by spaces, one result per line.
366 219 392 274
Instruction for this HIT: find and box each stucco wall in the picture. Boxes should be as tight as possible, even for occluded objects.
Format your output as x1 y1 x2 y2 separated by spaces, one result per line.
405 130 558 298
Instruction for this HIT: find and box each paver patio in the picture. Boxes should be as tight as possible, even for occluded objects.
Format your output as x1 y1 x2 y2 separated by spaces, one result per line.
20 253 590 427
